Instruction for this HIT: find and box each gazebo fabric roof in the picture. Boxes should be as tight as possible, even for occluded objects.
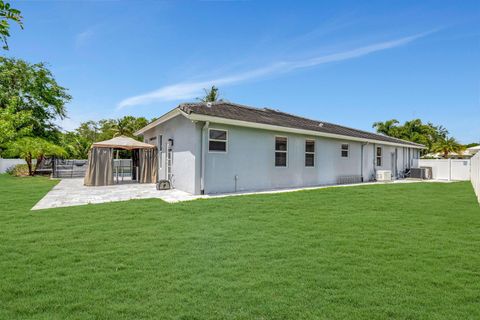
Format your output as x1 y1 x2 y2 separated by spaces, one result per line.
92 135 155 150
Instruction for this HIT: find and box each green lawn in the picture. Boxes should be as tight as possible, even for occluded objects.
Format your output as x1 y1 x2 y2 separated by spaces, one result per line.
1 175 479 319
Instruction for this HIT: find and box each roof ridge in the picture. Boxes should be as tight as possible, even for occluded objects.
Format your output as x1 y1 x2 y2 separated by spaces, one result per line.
180 101 270 112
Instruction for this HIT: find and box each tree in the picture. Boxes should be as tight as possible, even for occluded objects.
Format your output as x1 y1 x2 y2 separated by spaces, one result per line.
4 137 66 175
372 119 400 136
0 57 71 141
0 103 31 146
197 85 221 102
465 142 480 148
75 116 149 144
52 116 154 160
59 132 91 159
0 1 23 50
111 116 149 138
372 118 451 154
76 120 99 142
432 136 464 158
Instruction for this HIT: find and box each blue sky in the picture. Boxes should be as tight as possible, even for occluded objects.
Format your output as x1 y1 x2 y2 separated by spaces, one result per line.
6 0 480 143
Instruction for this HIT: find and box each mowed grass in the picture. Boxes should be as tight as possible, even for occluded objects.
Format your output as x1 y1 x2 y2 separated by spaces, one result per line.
1 175 479 319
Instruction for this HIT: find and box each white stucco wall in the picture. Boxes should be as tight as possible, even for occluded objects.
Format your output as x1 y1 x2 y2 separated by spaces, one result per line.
203 124 421 194
142 115 201 194
204 124 375 194
364 144 418 180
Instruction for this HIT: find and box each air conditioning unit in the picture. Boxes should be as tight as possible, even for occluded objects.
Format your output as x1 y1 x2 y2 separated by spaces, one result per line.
376 170 392 182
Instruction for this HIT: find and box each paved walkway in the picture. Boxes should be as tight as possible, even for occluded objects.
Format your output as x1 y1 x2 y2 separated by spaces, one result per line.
32 178 451 210
31 179 199 210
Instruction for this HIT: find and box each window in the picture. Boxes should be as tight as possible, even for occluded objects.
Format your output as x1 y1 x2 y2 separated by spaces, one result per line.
209 129 227 152
158 135 163 168
275 136 287 167
341 144 349 157
157 135 163 151
305 140 315 167
376 147 382 166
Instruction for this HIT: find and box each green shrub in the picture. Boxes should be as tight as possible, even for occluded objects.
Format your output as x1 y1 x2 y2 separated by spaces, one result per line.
6 164 30 177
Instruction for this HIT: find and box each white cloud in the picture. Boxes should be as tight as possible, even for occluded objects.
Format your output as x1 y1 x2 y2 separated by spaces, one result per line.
117 31 432 109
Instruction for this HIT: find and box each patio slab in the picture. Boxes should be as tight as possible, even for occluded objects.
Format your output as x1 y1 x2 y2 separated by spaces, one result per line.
31 177 449 211
31 178 199 210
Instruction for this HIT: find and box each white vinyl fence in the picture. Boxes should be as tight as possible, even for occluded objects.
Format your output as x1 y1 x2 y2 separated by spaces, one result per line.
471 153 480 204
0 158 27 173
418 159 471 181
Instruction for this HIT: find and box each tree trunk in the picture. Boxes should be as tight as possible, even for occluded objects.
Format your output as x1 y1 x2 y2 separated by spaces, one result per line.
34 156 44 176
26 155 33 176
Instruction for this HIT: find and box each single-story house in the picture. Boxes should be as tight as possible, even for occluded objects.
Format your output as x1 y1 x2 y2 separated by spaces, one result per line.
135 102 424 195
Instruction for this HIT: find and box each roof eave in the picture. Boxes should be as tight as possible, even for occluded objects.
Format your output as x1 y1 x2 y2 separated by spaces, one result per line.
134 108 185 136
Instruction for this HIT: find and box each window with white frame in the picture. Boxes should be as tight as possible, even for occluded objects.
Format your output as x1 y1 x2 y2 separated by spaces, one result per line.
209 129 227 152
305 139 315 167
275 136 287 167
341 144 349 157
376 146 382 166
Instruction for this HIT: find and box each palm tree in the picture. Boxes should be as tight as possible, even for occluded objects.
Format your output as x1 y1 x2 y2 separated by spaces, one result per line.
100 116 149 139
197 86 220 102
372 119 400 136
432 136 464 158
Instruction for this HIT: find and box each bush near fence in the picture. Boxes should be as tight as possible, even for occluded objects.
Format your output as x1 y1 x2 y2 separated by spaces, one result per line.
6 164 30 176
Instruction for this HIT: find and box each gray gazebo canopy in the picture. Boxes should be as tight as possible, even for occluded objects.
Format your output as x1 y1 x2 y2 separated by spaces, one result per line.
84 136 157 186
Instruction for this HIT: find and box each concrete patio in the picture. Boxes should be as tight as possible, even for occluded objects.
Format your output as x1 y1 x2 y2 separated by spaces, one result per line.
31 177 450 210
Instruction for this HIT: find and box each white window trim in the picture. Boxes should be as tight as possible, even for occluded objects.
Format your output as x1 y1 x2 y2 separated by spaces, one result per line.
376 146 383 167
341 143 349 158
305 139 315 167
275 135 288 168
208 128 228 153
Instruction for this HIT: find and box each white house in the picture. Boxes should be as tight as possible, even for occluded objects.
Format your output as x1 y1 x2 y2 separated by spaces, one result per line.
135 102 424 195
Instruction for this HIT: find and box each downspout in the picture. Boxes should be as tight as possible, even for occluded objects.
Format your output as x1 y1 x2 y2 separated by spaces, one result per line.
200 121 209 195
361 142 369 182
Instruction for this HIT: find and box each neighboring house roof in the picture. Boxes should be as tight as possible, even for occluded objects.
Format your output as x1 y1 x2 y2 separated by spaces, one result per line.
92 135 155 150
136 101 425 149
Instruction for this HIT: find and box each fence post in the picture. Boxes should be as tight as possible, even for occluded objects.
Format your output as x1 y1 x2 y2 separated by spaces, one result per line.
448 158 452 181
52 157 56 178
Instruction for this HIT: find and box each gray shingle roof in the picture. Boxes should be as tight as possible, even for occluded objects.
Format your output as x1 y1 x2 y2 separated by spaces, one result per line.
178 101 424 148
